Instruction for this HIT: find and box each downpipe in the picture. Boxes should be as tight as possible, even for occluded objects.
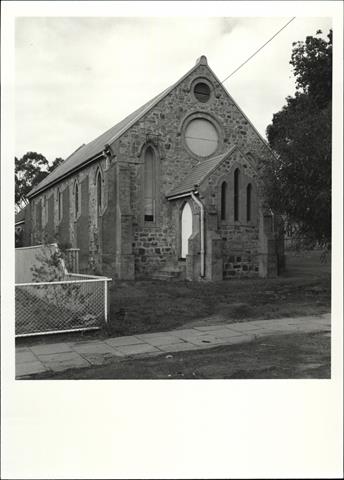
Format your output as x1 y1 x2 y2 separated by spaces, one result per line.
191 192 205 278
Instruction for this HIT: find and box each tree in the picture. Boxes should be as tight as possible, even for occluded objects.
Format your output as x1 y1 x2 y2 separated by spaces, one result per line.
49 157 64 172
15 152 49 208
291 29 332 108
265 30 332 249
15 153 64 209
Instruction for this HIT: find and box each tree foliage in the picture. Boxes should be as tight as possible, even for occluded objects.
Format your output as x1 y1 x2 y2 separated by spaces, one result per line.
49 157 64 172
265 30 332 249
15 153 64 209
291 29 332 108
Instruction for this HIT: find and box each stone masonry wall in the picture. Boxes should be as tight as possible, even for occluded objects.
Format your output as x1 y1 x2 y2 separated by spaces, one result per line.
105 61 275 277
29 155 115 276
220 225 259 278
132 227 176 276
199 148 261 278
29 59 276 280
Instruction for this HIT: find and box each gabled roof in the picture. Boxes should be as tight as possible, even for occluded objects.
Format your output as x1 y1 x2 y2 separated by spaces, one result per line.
28 59 204 198
28 55 275 199
166 146 236 198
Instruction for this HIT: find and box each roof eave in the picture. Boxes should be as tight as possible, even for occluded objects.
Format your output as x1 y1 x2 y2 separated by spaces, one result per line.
105 62 201 148
28 62 204 198
27 151 105 199
166 189 196 201
206 64 278 160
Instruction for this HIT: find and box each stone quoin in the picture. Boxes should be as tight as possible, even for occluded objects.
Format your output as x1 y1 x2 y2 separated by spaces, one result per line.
27 56 284 280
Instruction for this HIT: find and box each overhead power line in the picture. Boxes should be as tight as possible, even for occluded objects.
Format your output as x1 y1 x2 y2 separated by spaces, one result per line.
145 18 296 143
218 17 296 86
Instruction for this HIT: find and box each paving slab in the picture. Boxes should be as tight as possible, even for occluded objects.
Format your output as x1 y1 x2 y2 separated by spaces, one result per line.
193 324 235 332
135 334 184 346
31 342 72 356
254 325 307 337
170 328 207 336
114 343 160 356
78 352 122 366
16 361 49 377
210 328 247 338
15 313 331 377
185 334 223 346
168 329 212 341
157 342 201 353
224 323 266 333
16 350 39 364
244 320 276 328
187 332 256 347
37 351 90 372
104 336 144 347
71 341 119 355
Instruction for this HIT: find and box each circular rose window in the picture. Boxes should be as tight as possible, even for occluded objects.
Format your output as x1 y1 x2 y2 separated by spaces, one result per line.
194 82 211 103
185 118 219 157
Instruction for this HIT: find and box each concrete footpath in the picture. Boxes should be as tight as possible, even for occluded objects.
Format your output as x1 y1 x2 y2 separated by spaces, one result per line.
16 313 331 378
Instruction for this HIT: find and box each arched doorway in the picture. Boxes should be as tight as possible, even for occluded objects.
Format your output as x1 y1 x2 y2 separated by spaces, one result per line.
181 202 193 258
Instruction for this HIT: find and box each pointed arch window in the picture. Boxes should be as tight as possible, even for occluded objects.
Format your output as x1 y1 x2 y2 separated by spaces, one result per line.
96 169 103 215
144 146 156 222
220 181 228 221
42 195 47 226
74 180 80 220
58 189 63 222
246 183 252 222
234 168 240 222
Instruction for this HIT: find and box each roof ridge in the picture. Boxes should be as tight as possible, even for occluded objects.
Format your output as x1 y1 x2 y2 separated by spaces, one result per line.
194 149 229 167
205 63 277 159
104 62 203 147
167 147 236 198
42 143 86 183
28 59 203 198
196 146 236 182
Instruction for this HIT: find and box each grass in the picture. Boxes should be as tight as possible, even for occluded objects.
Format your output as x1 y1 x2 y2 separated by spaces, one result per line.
30 331 330 380
16 251 331 347
108 252 330 336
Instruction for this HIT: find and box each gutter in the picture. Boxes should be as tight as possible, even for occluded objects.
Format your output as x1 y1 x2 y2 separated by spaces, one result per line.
166 191 193 201
28 151 106 199
167 188 206 279
191 191 205 278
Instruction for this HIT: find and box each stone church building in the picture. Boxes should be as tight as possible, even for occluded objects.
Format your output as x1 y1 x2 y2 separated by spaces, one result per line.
27 56 284 281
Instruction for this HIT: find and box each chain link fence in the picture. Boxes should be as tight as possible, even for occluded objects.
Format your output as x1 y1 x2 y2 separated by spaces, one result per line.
15 274 111 337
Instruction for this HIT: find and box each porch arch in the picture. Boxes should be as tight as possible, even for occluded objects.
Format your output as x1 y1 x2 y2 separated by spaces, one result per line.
180 201 193 258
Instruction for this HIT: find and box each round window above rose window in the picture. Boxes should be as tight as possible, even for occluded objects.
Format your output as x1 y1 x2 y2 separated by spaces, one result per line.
185 118 219 157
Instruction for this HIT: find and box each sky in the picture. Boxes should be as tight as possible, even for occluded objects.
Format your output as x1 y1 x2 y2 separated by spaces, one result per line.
15 14 332 163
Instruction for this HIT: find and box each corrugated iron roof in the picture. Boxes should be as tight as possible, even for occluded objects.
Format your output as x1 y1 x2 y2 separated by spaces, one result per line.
28 61 201 198
167 146 236 198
